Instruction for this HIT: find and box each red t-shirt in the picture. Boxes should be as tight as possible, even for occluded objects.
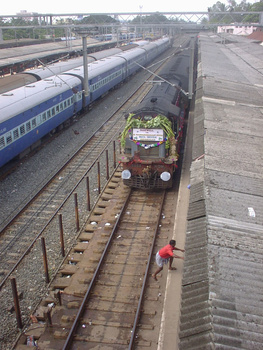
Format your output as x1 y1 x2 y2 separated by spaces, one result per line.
159 244 175 259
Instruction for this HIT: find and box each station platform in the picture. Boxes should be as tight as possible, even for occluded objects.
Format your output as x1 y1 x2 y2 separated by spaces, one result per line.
161 32 263 350
0 38 114 73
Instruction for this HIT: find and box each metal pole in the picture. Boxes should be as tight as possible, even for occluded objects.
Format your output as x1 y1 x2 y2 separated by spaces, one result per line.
58 214 65 257
113 141 116 169
188 36 195 100
11 278 23 329
82 34 89 96
97 162 101 194
86 176 91 211
45 309 52 326
74 193 80 231
41 237 50 284
106 150 109 180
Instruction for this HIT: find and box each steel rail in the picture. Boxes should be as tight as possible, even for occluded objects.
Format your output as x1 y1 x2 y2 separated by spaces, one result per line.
62 189 132 350
62 189 166 349
128 190 166 349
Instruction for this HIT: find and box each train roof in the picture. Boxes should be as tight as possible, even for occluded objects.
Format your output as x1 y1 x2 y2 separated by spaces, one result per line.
21 57 86 80
114 47 146 60
129 83 181 118
0 74 81 122
0 74 37 94
129 40 149 46
87 48 122 60
63 55 126 80
129 96 180 118
20 48 123 80
140 37 169 52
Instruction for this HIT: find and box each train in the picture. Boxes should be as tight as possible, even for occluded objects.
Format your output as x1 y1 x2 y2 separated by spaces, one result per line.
0 41 150 95
95 33 143 41
119 48 190 189
0 38 170 168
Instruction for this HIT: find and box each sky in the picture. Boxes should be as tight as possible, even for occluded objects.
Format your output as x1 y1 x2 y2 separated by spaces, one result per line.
0 0 229 16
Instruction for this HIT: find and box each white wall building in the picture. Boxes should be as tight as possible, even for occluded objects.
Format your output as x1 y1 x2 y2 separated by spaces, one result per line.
217 25 256 35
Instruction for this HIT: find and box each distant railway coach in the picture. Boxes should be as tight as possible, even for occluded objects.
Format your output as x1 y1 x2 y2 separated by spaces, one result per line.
119 51 190 189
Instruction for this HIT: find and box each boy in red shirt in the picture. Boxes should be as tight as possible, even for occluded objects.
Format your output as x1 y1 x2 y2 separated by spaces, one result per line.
152 240 184 281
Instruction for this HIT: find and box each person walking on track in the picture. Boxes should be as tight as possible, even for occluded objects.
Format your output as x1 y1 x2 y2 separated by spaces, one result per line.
152 239 184 281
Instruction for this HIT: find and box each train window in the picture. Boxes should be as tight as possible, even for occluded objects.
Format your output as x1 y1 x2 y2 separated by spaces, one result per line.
42 112 47 122
56 105 60 113
13 129 19 140
0 136 5 150
60 103 63 111
70 97 73 104
6 133 12 145
32 118 37 128
52 108 55 116
20 125 25 135
26 122 31 132
47 110 51 119
36 115 41 126
64 101 67 109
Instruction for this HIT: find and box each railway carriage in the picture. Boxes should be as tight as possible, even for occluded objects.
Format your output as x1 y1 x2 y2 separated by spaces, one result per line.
115 48 147 76
84 56 128 101
0 76 83 167
0 47 125 95
0 37 170 168
141 39 170 63
119 49 190 190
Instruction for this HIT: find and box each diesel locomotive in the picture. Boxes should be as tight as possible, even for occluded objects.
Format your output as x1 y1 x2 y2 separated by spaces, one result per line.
119 50 190 190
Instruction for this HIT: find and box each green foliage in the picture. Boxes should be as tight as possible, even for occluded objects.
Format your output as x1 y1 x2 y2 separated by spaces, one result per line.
207 0 262 23
80 15 119 24
120 114 174 149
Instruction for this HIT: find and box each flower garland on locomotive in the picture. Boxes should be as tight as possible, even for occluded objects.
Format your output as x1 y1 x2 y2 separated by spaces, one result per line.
119 109 185 190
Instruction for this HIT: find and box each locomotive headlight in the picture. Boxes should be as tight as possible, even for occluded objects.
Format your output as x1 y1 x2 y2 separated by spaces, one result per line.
122 170 131 179
160 172 171 182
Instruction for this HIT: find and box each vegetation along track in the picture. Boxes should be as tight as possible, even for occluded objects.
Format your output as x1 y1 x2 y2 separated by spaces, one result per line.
15 170 180 349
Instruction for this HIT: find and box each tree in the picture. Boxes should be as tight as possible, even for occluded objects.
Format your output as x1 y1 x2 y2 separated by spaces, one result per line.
207 0 262 24
80 15 118 25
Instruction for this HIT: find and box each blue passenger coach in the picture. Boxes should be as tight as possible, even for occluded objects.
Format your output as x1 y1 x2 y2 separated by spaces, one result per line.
0 75 83 167
0 38 170 168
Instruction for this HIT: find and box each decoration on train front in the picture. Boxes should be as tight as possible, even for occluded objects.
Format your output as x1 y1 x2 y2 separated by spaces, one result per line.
121 114 174 149
129 135 168 149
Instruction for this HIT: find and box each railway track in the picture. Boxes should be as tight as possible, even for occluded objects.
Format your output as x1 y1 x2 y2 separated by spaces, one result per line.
14 171 181 349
